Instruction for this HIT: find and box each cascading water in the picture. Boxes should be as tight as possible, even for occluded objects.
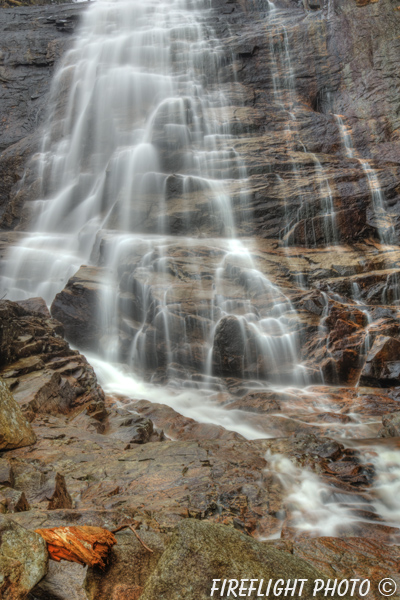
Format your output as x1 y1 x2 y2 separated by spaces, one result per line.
1 0 399 544
267 6 337 250
1 0 306 390
334 114 395 245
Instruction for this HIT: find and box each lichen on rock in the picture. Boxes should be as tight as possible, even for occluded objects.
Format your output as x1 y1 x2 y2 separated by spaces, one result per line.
0 377 36 450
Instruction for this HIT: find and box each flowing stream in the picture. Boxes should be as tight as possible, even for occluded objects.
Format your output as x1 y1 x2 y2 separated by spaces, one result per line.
1 0 399 540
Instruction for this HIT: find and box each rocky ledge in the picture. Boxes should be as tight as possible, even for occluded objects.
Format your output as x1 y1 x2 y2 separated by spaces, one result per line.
0 303 399 598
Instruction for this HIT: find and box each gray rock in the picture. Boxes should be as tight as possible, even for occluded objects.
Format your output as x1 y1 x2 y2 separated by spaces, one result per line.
30 561 87 600
0 515 48 599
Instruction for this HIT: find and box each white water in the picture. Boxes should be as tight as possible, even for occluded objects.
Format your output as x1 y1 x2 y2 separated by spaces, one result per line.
268 7 337 249
1 0 399 542
334 114 395 244
2 0 306 387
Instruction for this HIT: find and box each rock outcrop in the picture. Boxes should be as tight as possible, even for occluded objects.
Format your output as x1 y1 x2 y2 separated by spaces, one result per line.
0 300 106 423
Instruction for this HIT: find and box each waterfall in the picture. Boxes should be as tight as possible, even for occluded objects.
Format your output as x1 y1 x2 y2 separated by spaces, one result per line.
1 0 399 545
1 0 308 388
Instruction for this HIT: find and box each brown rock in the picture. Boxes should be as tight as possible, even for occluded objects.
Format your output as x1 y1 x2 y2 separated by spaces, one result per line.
0 300 106 422
132 400 245 441
360 336 400 386
51 266 110 350
30 561 87 600
0 487 30 513
379 411 400 437
139 520 348 600
84 529 167 600
0 459 14 488
47 473 73 510
272 536 400 600
15 297 51 318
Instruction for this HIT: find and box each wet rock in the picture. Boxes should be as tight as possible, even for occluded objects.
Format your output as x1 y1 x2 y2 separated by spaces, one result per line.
51 265 111 350
277 536 400 600
0 515 48 599
0 377 36 450
132 400 245 441
108 411 156 445
226 390 282 413
139 519 339 600
302 299 370 385
15 297 50 318
0 4 86 228
359 336 400 386
0 300 106 422
379 411 400 437
212 315 257 377
84 529 167 600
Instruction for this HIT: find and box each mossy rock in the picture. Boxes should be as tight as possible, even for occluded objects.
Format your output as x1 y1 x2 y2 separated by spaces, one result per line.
140 519 351 600
0 378 36 450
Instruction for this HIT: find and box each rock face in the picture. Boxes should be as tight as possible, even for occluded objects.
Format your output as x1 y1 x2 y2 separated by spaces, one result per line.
0 516 48 599
0 3 86 229
0 300 106 422
0 377 36 450
51 266 110 351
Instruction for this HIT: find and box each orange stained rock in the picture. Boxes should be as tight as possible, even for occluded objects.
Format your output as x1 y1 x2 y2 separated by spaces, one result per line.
35 525 117 569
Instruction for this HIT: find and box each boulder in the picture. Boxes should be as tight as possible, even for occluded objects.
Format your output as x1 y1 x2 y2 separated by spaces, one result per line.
274 536 400 600
139 519 344 600
0 515 48 599
0 378 36 450
212 315 257 377
15 297 50 318
30 561 87 600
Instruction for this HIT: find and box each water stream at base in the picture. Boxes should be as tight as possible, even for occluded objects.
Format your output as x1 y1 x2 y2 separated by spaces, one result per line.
0 0 399 539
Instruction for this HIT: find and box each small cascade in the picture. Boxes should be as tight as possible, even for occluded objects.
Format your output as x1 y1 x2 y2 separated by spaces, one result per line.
267 3 337 250
265 452 356 538
334 114 395 244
